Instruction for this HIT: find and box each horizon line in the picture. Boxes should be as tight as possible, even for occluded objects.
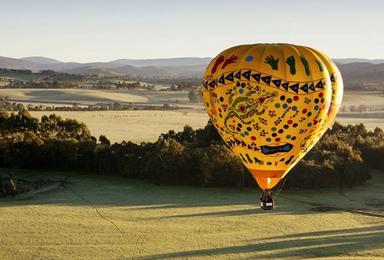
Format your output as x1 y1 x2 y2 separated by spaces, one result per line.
2 55 384 64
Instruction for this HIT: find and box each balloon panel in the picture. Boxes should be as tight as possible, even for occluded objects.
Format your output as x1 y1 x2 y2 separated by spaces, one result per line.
308 47 343 127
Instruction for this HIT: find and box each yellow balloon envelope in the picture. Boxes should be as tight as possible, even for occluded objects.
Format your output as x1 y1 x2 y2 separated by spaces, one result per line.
201 44 343 190
308 47 343 128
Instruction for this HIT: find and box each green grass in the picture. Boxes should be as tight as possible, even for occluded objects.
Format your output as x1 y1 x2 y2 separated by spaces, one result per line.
0 169 383 259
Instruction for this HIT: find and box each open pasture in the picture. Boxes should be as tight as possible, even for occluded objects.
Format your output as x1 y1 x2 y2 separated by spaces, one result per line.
0 169 383 259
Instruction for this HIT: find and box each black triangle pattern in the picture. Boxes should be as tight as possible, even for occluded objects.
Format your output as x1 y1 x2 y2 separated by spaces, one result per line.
225 72 234 82
309 83 315 92
251 73 261 82
261 75 271 85
203 70 328 94
203 81 208 89
300 83 308 93
315 80 324 89
209 80 216 88
218 75 225 84
290 83 299 93
242 70 251 80
272 79 281 87
330 74 335 82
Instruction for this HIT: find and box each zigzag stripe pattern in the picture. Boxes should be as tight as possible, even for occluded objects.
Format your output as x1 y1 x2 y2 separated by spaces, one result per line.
203 69 333 95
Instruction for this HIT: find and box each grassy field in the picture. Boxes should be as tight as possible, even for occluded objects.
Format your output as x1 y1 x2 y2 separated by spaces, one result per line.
336 117 384 130
30 111 209 143
0 168 383 259
341 91 384 109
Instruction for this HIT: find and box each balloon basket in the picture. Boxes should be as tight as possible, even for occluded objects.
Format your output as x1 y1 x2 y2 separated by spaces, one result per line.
260 191 274 210
260 200 274 210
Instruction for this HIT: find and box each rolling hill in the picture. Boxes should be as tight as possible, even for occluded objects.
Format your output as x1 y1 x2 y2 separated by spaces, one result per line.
20 56 62 65
337 62 384 84
334 58 384 64
1 56 384 81
0 56 40 70
0 56 211 77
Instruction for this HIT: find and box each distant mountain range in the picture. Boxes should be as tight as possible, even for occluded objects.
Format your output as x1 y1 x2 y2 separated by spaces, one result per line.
338 62 384 84
0 56 212 78
1 56 384 82
333 58 384 64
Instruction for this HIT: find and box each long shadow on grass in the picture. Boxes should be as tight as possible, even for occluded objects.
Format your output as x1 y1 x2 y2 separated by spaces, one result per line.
0 169 273 209
139 225 384 259
137 208 272 220
1 169 381 219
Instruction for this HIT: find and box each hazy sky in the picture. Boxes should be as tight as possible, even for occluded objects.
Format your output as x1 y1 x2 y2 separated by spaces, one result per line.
1 0 383 62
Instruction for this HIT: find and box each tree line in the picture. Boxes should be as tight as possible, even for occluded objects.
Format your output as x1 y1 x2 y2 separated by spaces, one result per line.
0 110 383 190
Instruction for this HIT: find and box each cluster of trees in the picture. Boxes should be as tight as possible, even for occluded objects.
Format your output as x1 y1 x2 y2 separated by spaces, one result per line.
162 81 202 103
146 77 201 86
0 110 383 190
167 82 196 91
114 81 154 90
0 69 84 80
0 69 35 75
0 69 84 89
158 81 202 103
8 81 78 89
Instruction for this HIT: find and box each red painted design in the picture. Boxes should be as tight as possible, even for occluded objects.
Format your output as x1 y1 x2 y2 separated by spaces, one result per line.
222 55 238 69
211 55 225 74
211 55 238 74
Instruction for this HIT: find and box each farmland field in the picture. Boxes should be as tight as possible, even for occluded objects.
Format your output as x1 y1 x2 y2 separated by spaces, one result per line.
0 88 191 105
1 88 384 142
30 111 209 143
0 168 383 259
341 91 384 109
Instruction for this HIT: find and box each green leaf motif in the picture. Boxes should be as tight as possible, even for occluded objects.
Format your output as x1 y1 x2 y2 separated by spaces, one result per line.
300 56 311 76
316 60 324 72
286 56 296 75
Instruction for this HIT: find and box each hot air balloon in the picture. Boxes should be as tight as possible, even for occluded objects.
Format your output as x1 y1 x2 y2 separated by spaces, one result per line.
201 44 343 209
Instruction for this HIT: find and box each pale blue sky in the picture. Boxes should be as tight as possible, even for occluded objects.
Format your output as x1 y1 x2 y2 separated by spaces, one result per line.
1 0 383 62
